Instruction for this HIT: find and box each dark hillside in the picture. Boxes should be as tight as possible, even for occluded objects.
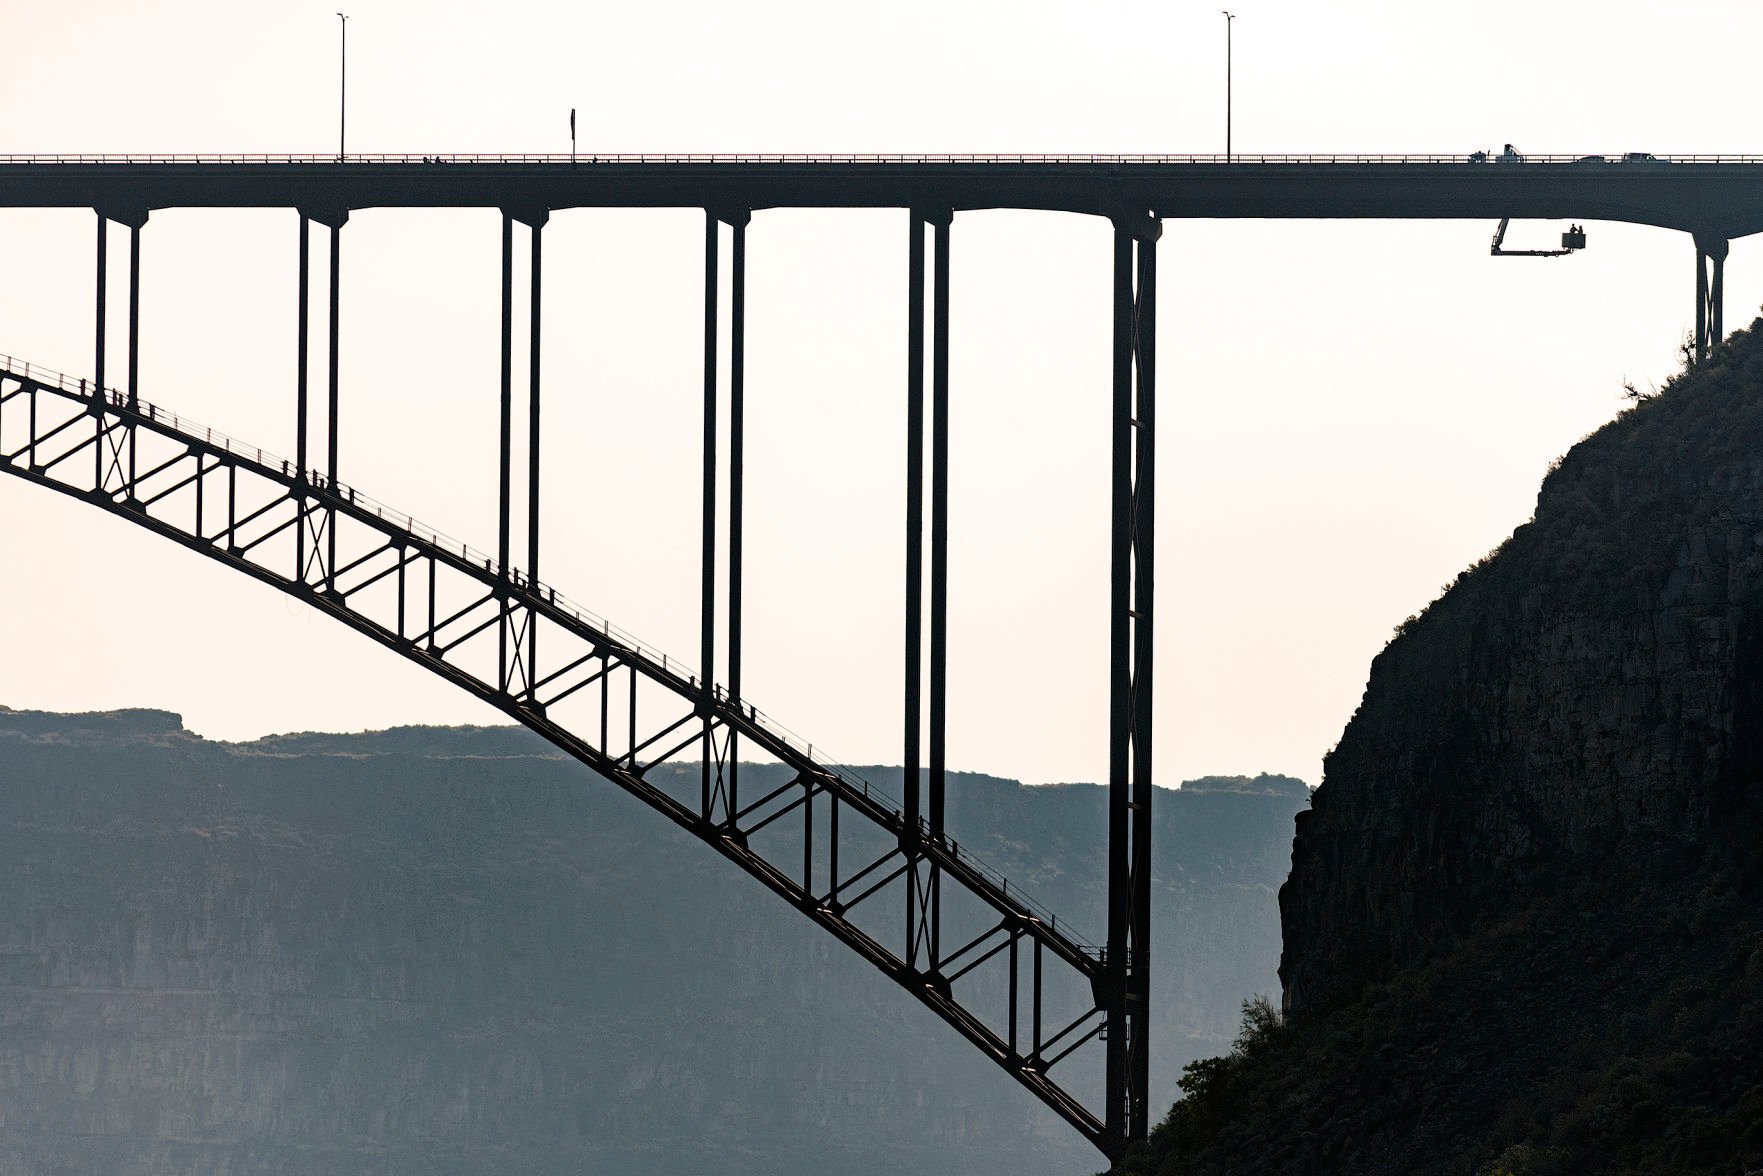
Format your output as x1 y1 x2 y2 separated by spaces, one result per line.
1122 320 1763 1176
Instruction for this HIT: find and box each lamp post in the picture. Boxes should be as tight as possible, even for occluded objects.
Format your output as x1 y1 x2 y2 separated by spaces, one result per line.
1222 11 1235 161
336 13 349 161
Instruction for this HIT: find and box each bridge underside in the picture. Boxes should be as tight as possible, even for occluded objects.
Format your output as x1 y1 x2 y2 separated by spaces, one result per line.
3 157 1763 236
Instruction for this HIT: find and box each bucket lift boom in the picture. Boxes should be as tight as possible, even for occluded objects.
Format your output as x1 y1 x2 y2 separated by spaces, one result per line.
1491 218 1587 257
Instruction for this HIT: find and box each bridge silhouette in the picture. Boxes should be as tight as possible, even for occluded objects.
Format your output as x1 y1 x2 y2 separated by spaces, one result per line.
1 153 1756 1162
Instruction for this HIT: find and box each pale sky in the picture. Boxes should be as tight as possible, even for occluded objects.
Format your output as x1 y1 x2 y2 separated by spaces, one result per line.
2 0 1760 791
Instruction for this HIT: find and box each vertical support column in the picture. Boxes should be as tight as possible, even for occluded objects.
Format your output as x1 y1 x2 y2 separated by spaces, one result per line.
296 215 311 479
1128 224 1158 1146
693 206 750 825
93 213 108 491
299 210 350 592
94 213 108 399
1105 208 1160 1157
294 208 345 587
904 211 926 842
1694 231 1728 364
1695 240 1707 362
499 211 515 585
903 208 952 980
928 209 952 848
126 217 143 493
93 208 149 496
127 221 142 412
725 209 749 818
327 217 344 489
700 210 720 820
525 211 548 700
494 207 549 699
527 215 545 581
926 208 953 981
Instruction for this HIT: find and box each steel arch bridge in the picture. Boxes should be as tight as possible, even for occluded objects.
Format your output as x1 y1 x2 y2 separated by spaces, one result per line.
2 154 1758 1162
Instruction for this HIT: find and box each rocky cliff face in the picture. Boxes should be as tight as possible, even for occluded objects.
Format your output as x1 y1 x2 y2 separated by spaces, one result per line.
1123 325 1763 1176
1281 327 1763 1013
0 708 1305 1176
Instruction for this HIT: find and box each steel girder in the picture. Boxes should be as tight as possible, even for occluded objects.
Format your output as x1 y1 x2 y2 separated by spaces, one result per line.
0 363 1115 1151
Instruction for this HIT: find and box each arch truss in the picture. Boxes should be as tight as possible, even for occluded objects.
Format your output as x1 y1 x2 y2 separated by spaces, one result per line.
0 201 1160 1159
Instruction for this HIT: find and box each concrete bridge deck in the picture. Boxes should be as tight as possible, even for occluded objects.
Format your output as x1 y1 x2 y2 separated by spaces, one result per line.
1 153 1760 235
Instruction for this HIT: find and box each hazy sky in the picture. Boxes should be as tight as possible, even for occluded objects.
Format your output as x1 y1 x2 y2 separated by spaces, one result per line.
3 0 1761 791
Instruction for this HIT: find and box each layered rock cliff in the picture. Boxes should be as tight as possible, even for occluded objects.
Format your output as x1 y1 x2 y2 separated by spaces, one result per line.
1281 323 1763 1013
0 707 1305 1175
1124 323 1763 1175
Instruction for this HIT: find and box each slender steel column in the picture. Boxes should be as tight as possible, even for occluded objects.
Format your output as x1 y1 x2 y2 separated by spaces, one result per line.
1695 242 1707 362
1713 247 1726 348
326 215 344 589
94 213 107 397
296 215 310 478
1105 211 1160 1153
904 210 928 972
498 212 514 581
495 211 514 695
525 213 547 699
327 221 342 486
127 222 141 411
1128 229 1158 1143
702 212 719 701
701 211 719 818
1105 226 1133 1148
904 212 926 841
126 219 142 491
927 209 952 978
727 211 748 815
527 214 547 582
928 210 951 842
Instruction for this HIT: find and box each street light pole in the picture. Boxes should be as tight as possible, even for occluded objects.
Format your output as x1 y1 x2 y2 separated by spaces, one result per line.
1222 11 1235 161
336 13 349 161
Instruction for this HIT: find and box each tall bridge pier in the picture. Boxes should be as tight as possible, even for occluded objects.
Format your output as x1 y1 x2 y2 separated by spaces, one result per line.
1695 231 1729 363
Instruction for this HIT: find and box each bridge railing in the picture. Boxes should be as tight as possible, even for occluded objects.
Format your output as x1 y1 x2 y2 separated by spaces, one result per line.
4 152 1763 166
0 349 1098 951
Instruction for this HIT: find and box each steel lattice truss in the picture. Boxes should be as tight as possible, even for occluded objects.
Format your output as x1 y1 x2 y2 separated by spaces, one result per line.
0 362 1115 1146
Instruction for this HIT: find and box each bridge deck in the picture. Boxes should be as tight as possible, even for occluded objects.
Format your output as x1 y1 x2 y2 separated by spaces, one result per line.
2 154 1761 236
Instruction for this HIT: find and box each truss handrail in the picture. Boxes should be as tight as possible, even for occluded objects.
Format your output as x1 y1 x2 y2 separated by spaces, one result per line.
0 352 1097 954
0 152 1757 166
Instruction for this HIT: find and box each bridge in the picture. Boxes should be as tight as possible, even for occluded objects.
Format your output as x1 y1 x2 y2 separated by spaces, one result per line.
0 153 1756 1163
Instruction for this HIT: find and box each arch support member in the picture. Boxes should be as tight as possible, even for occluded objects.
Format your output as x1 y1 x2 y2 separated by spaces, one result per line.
1105 207 1159 1157
92 207 149 500
496 206 548 701
293 207 348 592
1695 231 1728 363
902 207 953 984
700 208 751 829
